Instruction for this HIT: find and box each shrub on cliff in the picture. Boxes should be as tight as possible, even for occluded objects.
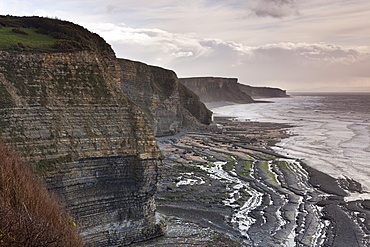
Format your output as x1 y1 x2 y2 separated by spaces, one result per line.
52 39 89 51
11 27 28 35
0 140 83 246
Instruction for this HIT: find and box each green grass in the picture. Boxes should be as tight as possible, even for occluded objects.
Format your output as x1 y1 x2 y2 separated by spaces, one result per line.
0 27 58 50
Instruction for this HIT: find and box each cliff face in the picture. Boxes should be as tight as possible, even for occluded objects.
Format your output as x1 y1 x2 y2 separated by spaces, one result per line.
0 21 164 246
179 77 254 104
238 83 288 98
118 59 212 136
177 82 212 126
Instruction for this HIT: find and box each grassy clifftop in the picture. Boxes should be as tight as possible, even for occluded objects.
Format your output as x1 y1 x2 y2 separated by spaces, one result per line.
0 15 112 52
0 16 122 107
0 27 58 51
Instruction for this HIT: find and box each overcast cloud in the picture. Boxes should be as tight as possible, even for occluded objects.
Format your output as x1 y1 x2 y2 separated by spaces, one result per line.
1 0 370 92
247 0 300 18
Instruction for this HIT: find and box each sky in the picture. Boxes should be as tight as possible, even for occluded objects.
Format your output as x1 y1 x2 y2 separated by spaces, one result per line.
1 0 370 92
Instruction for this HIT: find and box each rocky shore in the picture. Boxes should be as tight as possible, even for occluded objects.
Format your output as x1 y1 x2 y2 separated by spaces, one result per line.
139 117 370 246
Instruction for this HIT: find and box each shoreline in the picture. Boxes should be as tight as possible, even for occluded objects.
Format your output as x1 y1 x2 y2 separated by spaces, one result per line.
137 117 369 246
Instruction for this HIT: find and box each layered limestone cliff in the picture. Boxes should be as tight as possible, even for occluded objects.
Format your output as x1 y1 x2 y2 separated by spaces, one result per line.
238 83 289 98
118 59 212 136
177 82 212 126
0 16 164 246
179 77 254 104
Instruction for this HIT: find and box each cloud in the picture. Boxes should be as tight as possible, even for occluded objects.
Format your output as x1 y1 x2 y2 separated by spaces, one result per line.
85 22 370 91
106 4 118 14
248 0 300 18
195 41 370 90
249 42 363 64
233 43 369 88
82 23 212 65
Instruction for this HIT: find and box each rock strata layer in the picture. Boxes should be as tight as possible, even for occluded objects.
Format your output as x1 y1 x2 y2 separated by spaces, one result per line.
179 77 254 104
0 21 164 246
118 59 212 137
238 83 289 98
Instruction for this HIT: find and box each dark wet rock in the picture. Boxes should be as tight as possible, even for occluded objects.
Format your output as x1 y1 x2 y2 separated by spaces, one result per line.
302 163 348 196
323 204 365 247
339 177 363 193
362 200 370 210
155 118 370 246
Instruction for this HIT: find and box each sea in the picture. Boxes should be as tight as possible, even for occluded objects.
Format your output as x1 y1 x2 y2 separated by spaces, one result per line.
210 93 370 201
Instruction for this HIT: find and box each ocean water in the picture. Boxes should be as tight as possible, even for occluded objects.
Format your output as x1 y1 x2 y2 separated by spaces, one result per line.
210 93 370 201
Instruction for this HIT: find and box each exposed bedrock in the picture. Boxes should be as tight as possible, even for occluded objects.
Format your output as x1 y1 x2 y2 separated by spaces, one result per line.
178 82 212 126
155 119 370 246
0 22 164 245
179 77 254 104
238 83 289 98
118 59 212 137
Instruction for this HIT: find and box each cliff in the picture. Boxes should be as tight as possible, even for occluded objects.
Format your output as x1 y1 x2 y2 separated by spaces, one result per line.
179 77 254 104
238 83 289 98
118 59 212 136
0 16 164 246
177 82 212 126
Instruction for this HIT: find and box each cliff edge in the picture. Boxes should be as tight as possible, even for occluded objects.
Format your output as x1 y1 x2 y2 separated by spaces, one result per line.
0 16 163 246
179 77 254 104
238 83 289 98
118 59 212 137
